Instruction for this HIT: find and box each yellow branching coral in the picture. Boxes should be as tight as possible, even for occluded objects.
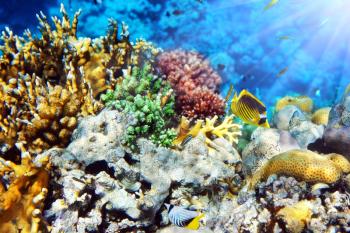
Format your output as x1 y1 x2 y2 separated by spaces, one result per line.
174 115 242 148
249 149 350 188
0 4 159 158
277 200 313 233
0 144 50 233
311 107 331 125
275 95 313 113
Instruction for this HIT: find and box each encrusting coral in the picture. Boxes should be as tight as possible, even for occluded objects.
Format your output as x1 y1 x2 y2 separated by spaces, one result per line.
102 64 176 150
173 115 242 150
311 107 331 125
156 50 225 119
275 95 313 113
249 149 350 188
0 5 156 157
276 200 313 233
0 143 50 233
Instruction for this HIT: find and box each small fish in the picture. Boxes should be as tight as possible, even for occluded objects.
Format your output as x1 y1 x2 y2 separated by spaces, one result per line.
345 84 350 96
217 64 225 71
224 84 234 103
231 89 269 128
264 0 279 11
161 89 173 107
319 18 329 28
196 0 203 3
277 67 288 77
165 204 204 230
173 10 184 16
278 36 291 41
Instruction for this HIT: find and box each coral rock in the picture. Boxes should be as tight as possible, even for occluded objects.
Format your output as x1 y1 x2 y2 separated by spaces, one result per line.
45 110 242 232
242 128 300 176
324 91 350 159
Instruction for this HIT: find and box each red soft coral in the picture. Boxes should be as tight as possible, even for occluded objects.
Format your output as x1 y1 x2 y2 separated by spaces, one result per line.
157 50 225 119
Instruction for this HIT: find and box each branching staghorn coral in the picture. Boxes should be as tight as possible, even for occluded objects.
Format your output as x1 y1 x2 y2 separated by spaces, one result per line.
249 149 350 188
174 115 242 149
102 64 176 150
0 143 50 233
156 50 225 119
0 4 158 158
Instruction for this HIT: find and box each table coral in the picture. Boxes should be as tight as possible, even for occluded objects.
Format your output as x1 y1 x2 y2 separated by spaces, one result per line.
156 50 225 119
249 149 350 188
275 95 314 113
0 144 50 233
0 5 157 158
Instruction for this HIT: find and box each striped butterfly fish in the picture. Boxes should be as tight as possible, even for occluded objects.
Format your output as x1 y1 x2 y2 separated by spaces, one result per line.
231 89 270 128
165 204 205 230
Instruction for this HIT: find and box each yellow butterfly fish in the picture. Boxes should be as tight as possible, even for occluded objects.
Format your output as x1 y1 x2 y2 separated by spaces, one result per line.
231 89 270 128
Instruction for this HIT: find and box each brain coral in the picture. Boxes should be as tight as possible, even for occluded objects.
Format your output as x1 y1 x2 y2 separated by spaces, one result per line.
156 50 225 119
0 5 157 158
249 149 350 188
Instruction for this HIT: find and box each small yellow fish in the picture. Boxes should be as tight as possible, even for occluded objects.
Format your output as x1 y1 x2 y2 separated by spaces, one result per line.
165 204 205 230
231 89 269 128
277 67 288 77
264 0 279 11
278 35 291 41
345 83 350 96
224 84 234 103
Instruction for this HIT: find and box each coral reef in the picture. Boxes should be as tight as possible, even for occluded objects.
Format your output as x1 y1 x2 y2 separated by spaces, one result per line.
209 175 350 233
173 115 242 150
249 149 350 188
0 5 159 157
324 90 350 159
275 95 314 113
0 144 50 233
242 128 300 176
44 110 242 232
101 64 176 150
156 50 225 119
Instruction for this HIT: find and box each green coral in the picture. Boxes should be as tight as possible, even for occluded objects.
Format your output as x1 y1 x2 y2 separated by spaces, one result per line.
102 64 176 150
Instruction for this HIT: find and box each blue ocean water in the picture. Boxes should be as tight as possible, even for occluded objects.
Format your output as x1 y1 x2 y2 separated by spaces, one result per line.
1 0 349 109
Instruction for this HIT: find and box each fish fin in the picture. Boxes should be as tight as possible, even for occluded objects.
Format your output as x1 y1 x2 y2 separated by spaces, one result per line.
185 213 205 230
241 90 266 109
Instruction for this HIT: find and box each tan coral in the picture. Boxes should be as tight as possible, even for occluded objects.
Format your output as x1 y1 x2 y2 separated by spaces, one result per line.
174 115 242 148
249 149 350 188
276 95 313 113
277 200 314 233
0 144 50 233
311 107 331 125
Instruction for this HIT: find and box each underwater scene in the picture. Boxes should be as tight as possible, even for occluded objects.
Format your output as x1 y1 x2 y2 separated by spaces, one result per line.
0 0 350 232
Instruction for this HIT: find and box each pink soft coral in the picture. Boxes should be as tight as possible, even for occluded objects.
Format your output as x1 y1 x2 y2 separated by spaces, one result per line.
157 50 225 119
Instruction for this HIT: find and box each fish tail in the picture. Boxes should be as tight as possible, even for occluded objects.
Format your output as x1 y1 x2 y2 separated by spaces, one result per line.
185 213 205 230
